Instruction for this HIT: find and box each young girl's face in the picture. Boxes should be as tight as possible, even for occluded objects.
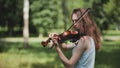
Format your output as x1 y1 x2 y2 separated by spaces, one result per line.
72 13 82 31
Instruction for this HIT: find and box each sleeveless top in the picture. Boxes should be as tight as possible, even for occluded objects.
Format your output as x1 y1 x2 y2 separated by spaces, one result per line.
72 37 95 68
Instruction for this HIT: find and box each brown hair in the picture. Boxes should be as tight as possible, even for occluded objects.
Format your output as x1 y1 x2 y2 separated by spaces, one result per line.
72 8 101 51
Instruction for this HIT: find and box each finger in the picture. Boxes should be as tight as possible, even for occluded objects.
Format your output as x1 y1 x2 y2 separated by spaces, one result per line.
49 40 54 48
51 37 56 43
49 33 53 38
49 33 59 38
51 38 55 42
51 38 59 46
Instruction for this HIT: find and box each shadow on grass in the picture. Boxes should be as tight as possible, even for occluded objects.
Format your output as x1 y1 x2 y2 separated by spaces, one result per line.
19 60 63 68
95 50 120 68
0 41 54 53
31 61 63 68
0 41 70 68
0 41 63 68
0 41 18 52
95 41 120 68
0 40 120 68
31 62 54 68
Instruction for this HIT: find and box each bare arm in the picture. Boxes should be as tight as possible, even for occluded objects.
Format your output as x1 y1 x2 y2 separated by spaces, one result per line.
52 37 87 68
61 42 77 49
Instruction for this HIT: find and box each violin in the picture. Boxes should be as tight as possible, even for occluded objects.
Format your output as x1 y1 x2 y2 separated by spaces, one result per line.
41 30 80 47
41 8 90 47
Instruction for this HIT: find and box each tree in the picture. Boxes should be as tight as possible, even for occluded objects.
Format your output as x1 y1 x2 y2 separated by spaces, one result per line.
62 0 69 30
23 0 29 48
30 0 64 36
91 0 120 31
0 0 23 37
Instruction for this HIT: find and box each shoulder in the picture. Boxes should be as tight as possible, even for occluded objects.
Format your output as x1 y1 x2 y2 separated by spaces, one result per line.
76 36 91 50
79 36 91 44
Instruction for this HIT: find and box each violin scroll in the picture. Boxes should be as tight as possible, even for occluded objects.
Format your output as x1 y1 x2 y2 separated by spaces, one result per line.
41 38 51 47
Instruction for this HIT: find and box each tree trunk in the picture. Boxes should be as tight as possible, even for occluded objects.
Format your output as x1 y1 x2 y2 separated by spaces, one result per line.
62 0 69 31
23 0 29 48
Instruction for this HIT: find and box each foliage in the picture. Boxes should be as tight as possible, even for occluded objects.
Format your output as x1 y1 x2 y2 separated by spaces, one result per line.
30 0 64 36
0 0 23 36
0 0 120 37
91 0 120 30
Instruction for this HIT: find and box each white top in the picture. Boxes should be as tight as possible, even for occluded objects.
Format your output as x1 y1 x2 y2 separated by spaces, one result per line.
72 37 95 68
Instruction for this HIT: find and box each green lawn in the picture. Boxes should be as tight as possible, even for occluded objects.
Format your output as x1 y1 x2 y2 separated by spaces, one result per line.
0 36 120 68
103 30 120 36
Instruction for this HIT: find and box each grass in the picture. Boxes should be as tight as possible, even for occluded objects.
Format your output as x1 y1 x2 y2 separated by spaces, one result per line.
0 29 120 68
95 40 120 68
103 30 120 36
0 40 65 68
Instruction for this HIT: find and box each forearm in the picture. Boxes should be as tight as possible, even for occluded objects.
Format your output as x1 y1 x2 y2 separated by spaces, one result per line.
61 43 67 49
61 43 76 49
50 37 74 67
55 46 73 67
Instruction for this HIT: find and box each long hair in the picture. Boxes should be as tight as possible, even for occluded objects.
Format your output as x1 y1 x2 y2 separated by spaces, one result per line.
72 8 101 51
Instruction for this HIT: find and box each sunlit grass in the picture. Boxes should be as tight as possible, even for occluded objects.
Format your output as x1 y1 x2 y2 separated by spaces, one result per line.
0 37 46 42
0 41 64 68
0 30 120 68
103 30 120 36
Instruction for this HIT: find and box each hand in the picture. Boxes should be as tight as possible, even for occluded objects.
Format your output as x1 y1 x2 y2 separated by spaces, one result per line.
49 33 59 47
51 37 59 47
49 40 54 48
49 33 59 38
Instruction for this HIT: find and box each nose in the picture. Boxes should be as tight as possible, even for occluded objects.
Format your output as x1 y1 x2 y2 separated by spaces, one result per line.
73 22 77 28
73 19 78 23
74 23 77 26
73 20 75 23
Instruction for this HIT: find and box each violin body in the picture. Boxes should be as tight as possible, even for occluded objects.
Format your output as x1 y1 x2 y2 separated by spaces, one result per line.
58 31 80 43
41 30 81 47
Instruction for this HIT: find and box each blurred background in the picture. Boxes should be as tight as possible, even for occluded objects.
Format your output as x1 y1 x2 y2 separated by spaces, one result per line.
0 0 120 68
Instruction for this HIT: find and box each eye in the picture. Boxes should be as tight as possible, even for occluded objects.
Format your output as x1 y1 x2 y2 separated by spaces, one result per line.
72 19 78 23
